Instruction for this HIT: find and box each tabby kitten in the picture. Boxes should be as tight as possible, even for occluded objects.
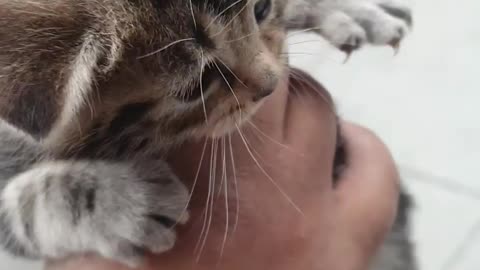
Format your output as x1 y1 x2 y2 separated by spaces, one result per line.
0 0 412 266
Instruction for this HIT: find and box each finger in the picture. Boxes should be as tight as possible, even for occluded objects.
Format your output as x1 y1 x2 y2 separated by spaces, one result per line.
281 68 337 154
250 68 337 154
231 68 338 183
251 71 290 137
335 122 400 253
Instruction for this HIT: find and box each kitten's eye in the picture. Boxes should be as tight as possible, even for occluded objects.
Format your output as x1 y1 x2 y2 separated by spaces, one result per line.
254 0 272 24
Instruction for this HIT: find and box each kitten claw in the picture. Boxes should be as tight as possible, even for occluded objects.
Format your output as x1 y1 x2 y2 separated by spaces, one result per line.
305 0 411 55
343 52 352 64
389 38 401 55
339 44 358 64
393 46 400 55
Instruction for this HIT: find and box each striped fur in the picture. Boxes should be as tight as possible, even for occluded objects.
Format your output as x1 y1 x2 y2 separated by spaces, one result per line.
0 0 412 266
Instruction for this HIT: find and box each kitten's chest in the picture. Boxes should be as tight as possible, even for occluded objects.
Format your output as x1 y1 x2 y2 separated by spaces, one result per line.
54 101 177 160
0 78 62 139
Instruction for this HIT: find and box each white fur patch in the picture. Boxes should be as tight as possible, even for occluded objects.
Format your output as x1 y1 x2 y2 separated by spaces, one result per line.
44 34 101 147
286 0 412 49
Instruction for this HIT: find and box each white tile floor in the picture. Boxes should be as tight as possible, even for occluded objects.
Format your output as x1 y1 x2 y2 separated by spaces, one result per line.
1 0 479 269
288 0 480 269
0 253 41 270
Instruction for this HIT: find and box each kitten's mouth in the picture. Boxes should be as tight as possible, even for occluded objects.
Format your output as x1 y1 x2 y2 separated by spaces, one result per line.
177 62 265 138
174 63 234 103
207 103 261 138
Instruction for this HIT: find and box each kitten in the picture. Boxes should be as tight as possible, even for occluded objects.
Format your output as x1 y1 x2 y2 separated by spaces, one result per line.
0 0 412 266
370 189 418 270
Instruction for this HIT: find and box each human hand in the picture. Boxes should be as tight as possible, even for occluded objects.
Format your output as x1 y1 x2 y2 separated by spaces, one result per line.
47 68 399 270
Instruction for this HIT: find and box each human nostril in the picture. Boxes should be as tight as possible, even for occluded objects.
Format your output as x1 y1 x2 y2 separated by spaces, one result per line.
252 88 274 102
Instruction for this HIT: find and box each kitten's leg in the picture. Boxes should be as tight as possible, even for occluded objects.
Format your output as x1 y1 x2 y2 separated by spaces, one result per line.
0 121 189 266
0 120 46 258
1 160 189 266
286 0 412 53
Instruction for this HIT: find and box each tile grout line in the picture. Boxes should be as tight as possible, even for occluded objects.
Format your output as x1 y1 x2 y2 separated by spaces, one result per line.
400 164 480 201
440 218 480 270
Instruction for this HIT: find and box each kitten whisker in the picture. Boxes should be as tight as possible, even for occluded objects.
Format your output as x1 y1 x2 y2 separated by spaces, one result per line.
286 79 312 108
281 49 338 63
228 134 240 234
212 61 243 118
289 69 336 114
219 137 229 261
216 137 227 198
234 124 304 215
195 139 215 260
189 0 197 29
137 38 195 59
289 38 364 47
196 139 218 261
205 0 243 30
225 30 259 43
241 127 268 164
289 71 322 101
281 52 319 56
10 9 58 17
245 122 266 144
287 26 329 37
214 56 248 88
199 49 209 123
211 0 253 38
246 120 305 157
288 39 325 46
178 138 207 232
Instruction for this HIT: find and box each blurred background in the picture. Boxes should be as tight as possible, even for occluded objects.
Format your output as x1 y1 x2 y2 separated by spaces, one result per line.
1 0 479 269
288 0 480 269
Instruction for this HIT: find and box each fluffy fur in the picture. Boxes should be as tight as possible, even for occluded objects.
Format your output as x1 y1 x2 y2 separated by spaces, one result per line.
0 0 413 267
370 190 418 270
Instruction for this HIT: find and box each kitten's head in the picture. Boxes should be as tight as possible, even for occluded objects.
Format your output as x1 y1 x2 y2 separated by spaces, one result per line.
129 0 289 138
0 0 288 142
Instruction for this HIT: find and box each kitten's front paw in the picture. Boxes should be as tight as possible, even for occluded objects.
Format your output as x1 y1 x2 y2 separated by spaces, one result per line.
316 0 412 54
0 160 189 267
96 161 191 267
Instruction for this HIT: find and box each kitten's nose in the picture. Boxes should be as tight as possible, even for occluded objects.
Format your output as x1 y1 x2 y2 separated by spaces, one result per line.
252 87 274 102
234 48 281 102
